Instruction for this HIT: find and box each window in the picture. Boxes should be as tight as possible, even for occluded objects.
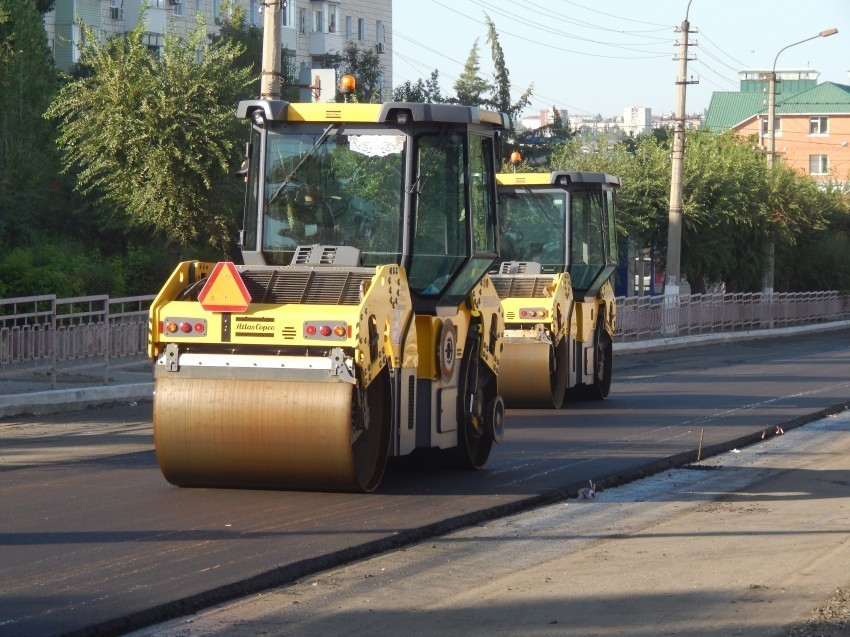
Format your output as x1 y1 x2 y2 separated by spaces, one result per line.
282 0 294 27
345 15 352 40
408 132 467 296
313 9 323 32
810 116 828 135
357 17 365 41
172 0 183 17
249 0 258 26
569 189 606 290
144 32 162 55
299 8 306 34
328 6 338 33
809 154 828 175
604 188 617 264
761 117 781 136
376 20 384 44
71 23 82 64
195 0 202 14
470 135 496 253
212 0 220 20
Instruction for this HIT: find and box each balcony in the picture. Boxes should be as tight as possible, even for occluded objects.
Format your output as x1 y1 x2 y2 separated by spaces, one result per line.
309 31 344 56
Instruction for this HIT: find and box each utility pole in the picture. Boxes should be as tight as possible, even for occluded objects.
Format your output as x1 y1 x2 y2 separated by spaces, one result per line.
260 0 282 100
665 0 697 299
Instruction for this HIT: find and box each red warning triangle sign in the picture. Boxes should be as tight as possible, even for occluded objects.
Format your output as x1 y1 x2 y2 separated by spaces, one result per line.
198 262 252 312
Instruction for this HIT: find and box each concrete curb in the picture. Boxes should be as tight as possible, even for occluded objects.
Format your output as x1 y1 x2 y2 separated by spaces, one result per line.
0 383 154 419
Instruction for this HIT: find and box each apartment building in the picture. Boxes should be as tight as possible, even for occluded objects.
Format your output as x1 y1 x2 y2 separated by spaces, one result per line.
43 0 392 101
622 105 651 136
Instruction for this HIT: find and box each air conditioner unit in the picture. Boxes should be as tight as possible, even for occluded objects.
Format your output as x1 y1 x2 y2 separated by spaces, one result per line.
376 42 385 54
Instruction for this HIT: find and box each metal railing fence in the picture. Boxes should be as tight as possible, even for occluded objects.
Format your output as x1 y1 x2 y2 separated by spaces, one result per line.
1 290 849 389
0 294 153 388
615 291 850 341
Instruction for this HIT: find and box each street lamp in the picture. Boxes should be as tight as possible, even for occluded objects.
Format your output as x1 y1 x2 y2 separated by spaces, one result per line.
829 140 849 180
766 28 838 168
763 27 837 296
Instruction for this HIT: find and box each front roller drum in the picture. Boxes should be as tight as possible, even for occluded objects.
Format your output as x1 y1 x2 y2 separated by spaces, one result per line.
499 341 568 409
153 375 390 492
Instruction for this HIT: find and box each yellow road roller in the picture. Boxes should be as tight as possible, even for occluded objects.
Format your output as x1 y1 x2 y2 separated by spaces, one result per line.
491 171 619 408
147 98 508 492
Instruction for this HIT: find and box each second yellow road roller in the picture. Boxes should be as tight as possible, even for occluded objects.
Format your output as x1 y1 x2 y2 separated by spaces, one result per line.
491 171 620 408
147 94 509 492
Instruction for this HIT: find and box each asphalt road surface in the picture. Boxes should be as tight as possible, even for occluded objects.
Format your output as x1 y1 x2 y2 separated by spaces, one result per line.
128 412 850 637
1 329 849 637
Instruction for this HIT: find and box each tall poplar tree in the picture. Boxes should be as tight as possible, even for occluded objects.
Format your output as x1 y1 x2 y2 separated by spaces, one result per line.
453 39 489 106
484 14 531 129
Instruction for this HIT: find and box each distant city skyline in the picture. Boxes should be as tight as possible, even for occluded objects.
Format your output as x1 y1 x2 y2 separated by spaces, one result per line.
392 0 849 117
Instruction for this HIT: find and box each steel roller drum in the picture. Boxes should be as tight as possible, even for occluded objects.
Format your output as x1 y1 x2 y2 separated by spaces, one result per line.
153 376 389 492
499 341 562 408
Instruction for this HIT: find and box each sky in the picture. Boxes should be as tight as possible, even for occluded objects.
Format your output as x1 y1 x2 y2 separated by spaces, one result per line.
391 0 850 119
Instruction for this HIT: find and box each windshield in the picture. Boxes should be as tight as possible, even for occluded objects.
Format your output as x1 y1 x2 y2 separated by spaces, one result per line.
498 189 566 270
498 186 610 290
261 124 405 266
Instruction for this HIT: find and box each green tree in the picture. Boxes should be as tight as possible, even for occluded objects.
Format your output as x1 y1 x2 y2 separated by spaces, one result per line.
0 0 61 253
46 14 253 261
393 69 445 103
483 14 531 129
453 39 490 106
393 78 428 102
322 42 383 102
549 107 571 141
771 166 847 292
679 131 771 292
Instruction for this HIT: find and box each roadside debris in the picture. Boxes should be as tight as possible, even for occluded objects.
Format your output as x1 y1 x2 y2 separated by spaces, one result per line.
577 480 596 499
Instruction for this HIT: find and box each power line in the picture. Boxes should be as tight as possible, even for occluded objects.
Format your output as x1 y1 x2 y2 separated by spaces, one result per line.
478 0 673 45
556 0 674 29
690 55 740 90
698 29 751 70
430 0 671 59
696 39 745 75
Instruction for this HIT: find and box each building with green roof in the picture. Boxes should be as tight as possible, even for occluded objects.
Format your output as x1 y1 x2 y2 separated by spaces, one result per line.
704 70 850 183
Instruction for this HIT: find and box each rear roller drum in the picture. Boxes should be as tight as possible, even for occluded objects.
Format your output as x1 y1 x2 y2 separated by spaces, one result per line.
499 339 568 409
153 370 391 492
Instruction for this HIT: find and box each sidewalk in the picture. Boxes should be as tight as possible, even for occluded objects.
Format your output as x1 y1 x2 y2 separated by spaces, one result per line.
130 411 850 637
0 366 154 419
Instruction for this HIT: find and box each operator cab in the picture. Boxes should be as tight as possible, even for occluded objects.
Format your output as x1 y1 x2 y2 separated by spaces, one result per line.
237 90 507 310
496 171 619 299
